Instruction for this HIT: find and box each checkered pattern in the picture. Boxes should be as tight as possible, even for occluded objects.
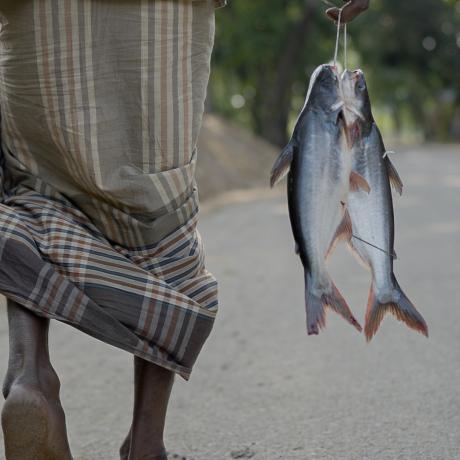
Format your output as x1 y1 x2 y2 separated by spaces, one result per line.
0 0 220 379
0 180 217 379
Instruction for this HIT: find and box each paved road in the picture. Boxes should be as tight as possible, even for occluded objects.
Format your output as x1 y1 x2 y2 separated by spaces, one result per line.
1 146 459 460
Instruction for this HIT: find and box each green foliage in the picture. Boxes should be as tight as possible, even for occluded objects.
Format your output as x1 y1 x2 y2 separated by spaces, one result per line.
211 0 460 143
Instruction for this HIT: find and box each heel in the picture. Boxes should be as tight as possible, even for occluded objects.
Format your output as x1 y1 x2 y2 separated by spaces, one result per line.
2 384 49 460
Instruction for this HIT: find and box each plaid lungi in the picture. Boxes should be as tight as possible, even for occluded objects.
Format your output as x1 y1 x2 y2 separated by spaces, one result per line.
0 0 221 379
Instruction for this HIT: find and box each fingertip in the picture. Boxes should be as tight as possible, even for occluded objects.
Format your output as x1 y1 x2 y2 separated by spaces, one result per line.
326 7 339 22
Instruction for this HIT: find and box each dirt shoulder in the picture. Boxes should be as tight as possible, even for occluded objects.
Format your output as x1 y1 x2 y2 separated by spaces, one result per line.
196 115 279 201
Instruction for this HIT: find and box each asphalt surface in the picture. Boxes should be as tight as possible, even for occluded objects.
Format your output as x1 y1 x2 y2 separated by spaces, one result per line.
1 145 459 460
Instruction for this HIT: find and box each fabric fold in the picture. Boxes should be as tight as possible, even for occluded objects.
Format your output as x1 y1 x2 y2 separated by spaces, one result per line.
0 0 219 378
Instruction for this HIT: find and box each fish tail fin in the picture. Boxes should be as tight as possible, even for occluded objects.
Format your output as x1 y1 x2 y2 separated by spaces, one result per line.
364 281 429 341
305 287 326 336
326 280 363 332
305 273 362 335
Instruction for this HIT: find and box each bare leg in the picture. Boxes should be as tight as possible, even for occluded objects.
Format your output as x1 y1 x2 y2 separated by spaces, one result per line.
1 299 73 460
120 357 174 460
119 426 132 460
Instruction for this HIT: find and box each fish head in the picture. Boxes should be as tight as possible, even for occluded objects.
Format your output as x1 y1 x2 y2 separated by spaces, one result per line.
340 69 373 147
306 64 342 113
292 64 342 140
341 69 373 123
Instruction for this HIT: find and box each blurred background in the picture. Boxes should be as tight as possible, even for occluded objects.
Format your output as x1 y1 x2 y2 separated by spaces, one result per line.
1 2 460 459
209 0 460 147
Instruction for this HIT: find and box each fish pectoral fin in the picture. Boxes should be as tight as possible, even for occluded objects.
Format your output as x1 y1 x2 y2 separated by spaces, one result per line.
385 158 403 196
326 209 353 259
350 171 371 193
269 143 295 187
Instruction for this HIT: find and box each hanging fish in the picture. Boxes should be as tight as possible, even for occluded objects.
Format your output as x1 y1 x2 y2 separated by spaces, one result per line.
341 69 428 341
270 64 366 335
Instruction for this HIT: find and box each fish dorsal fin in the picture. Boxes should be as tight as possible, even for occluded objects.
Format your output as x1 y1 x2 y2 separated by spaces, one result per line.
385 158 403 196
270 143 295 187
350 171 371 193
326 208 353 259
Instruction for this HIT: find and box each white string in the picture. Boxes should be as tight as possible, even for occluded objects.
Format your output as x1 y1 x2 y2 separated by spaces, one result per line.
344 23 348 70
352 235 398 259
333 9 350 70
333 8 343 67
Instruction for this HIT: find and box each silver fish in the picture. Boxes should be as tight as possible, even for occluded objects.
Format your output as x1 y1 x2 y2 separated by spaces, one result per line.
342 69 428 341
270 64 363 335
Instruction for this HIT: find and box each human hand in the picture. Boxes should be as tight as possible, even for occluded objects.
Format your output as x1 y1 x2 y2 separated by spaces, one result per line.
326 0 370 23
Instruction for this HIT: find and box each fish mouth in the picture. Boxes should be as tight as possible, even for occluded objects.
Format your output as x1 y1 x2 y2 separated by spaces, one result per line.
351 69 367 94
329 64 340 74
332 69 364 148
351 69 364 80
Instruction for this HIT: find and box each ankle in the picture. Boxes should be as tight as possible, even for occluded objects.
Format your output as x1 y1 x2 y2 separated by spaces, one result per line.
127 441 167 460
119 429 132 460
2 363 61 400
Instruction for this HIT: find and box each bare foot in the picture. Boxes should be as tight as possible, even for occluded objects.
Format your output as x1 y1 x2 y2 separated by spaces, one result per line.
127 443 168 460
120 428 168 460
2 382 73 460
119 428 131 460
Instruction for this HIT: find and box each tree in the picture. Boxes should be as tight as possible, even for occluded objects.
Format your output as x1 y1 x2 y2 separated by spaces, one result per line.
211 0 460 144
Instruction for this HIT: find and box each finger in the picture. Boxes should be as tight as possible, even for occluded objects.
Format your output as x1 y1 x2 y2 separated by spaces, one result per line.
326 7 340 22
326 6 352 23
341 0 369 22
326 1 369 23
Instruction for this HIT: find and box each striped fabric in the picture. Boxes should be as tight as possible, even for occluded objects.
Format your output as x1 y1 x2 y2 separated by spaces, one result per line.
0 0 220 379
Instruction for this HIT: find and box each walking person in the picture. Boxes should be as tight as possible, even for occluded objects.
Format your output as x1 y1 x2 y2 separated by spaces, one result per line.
0 1 368 459
0 1 225 458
